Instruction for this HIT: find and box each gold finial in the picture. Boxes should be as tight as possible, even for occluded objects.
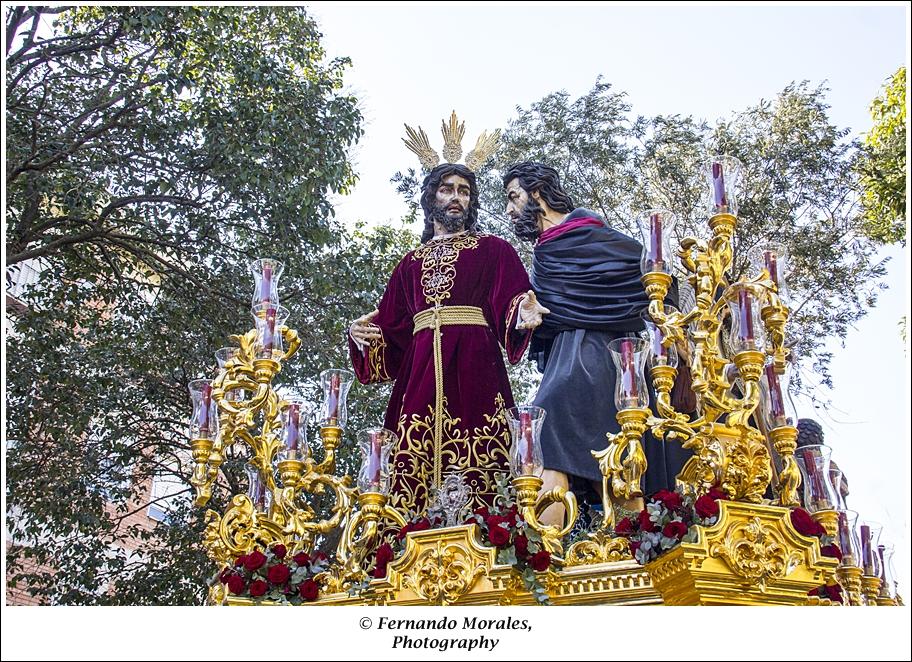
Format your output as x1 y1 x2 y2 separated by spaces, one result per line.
402 112 500 172
402 124 440 171
465 129 501 171
441 111 465 164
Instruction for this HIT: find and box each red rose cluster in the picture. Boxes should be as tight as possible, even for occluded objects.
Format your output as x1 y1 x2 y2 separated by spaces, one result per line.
615 487 729 565
217 543 328 604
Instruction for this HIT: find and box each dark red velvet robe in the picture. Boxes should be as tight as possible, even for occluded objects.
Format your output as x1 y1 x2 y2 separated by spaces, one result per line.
349 232 532 516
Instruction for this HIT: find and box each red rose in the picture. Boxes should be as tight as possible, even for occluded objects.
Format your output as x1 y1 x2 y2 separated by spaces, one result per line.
234 555 246 567
707 486 729 501
299 579 319 601
473 506 491 519
653 489 683 511
293 552 311 567
638 509 658 533
226 574 246 595
486 514 508 530
267 563 291 585
372 543 394 578
825 584 844 604
820 544 842 560
313 552 328 563
248 580 268 597
219 567 233 584
243 549 267 572
489 525 510 547
663 520 689 539
790 508 826 538
695 494 720 520
614 517 635 537
513 534 529 558
271 544 287 559
529 550 551 572
504 505 520 523
413 518 431 533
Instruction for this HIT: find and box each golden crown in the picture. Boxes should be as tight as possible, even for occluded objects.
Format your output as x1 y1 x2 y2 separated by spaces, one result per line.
402 111 501 172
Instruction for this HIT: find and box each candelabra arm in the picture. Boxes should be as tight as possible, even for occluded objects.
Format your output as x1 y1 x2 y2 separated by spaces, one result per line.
512 476 578 556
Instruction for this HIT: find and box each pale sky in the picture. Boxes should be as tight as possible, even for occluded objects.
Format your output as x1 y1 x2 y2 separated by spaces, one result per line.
309 0 911 596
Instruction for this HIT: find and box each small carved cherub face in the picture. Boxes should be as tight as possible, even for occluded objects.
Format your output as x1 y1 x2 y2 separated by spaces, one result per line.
435 174 472 220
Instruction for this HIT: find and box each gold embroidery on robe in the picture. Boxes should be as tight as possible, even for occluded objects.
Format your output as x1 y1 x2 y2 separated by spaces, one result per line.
389 393 510 516
412 234 481 305
365 328 390 383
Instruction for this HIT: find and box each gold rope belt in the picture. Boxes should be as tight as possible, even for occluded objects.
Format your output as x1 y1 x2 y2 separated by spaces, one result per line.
412 305 488 490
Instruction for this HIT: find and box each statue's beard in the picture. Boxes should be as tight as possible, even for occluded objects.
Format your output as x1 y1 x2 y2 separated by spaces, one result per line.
512 199 543 242
430 203 468 234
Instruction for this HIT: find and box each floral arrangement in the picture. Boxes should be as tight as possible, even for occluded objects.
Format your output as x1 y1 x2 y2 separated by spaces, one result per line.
214 543 330 604
367 475 556 604
789 507 844 604
615 487 844 603
614 487 728 564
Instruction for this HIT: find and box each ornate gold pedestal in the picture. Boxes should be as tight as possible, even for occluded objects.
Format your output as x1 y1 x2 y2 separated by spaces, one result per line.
836 565 865 606
862 576 882 605
645 501 838 605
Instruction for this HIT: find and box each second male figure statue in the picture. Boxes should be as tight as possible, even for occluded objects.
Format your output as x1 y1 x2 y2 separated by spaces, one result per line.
504 161 689 525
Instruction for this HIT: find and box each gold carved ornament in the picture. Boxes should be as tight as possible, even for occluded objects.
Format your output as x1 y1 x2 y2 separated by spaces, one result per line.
402 110 501 172
592 204 796 512
198 324 360 570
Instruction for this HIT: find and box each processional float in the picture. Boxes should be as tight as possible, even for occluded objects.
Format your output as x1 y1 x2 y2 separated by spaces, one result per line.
189 156 902 606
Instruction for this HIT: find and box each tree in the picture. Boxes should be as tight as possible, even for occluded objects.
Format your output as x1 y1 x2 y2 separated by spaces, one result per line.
472 79 887 393
5 6 414 605
857 66 906 245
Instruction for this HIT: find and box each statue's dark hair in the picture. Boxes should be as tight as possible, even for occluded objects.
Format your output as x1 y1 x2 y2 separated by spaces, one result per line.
419 163 480 243
502 161 575 214
796 418 825 448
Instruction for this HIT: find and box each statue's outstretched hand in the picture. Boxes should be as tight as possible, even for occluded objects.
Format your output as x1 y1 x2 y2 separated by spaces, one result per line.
349 309 381 349
518 290 550 330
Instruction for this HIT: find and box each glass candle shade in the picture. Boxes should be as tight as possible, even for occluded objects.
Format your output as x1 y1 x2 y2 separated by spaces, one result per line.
637 209 677 275
319 368 354 429
357 427 396 494
608 337 650 411
506 405 546 477
250 258 284 310
795 444 839 512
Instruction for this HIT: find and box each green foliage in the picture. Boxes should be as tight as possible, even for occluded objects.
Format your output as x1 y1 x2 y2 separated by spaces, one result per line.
858 66 906 244
5 6 416 605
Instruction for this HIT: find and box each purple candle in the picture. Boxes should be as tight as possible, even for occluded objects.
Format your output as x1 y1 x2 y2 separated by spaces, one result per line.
259 262 273 304
620 338 638 401
764 250 780 289
284 404 300 451
327 373 340 424
366 430 382 486
198 383 212 436
737 289 755 344
650 212 663 267
653 318 669 362
712 162 728 211
801 448 826 505
519 411 533 465
263 307 277 353
764 364 786 425
861 524 873 573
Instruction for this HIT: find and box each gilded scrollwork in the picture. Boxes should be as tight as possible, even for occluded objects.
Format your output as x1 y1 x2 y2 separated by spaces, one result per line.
403 541 486 605
709 516 802 587
390 393 511 515
565 531 632 566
